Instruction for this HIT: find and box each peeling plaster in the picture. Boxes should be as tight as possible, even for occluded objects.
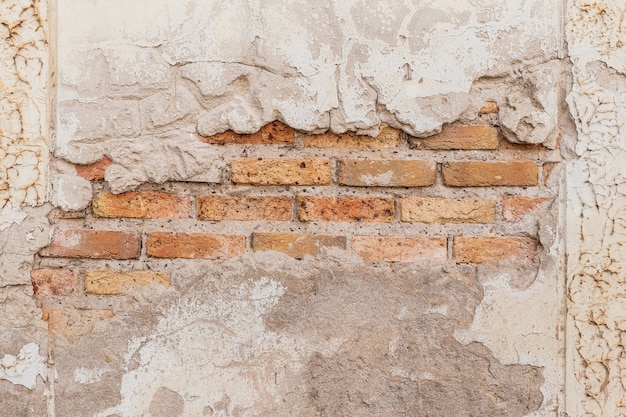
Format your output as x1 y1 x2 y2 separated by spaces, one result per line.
0 342 47 390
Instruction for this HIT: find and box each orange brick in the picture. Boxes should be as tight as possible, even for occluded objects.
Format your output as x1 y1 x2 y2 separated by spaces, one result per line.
498 137 549 150
93 192 190 219
39 230 141 259
147 233 245 259
43 308 114 336
338 160 436 187
454 236 537 263
232 158 331 186
303 124 401 148
75 156 113 181
410 125 499 150
502 196 552 222
31 268 80 296
252 233 346 258
480 101 499 114
442 161 538 187
298 196 394 222
399 197 495 223
199 121 294 145
196 195 292 221
352 236 447 262
85 270 170 295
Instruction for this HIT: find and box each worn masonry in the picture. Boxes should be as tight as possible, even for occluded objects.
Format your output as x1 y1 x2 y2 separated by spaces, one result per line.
1 1 624 416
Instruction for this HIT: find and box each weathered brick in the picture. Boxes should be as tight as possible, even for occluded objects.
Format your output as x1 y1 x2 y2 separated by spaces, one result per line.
232 158 331 186
543 162 560 185
43 308 114 336
352 236 447 262
252 233 346 258
480 101 499 114
31 268 80 296
338 160 436 187
400 197 496 223
147 233 245 259
410 125 499 150
39 230 141 259
196 195 292 221
502 196 552 222
93 192 190 218
199 121 294 145
298 196 394 222
454 236 537 263
75 156 113 181
303 124 401 148
442 161 538 187
85 270 170 295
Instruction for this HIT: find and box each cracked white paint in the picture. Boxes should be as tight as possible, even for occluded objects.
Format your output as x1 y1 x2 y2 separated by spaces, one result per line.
0 0 49 228
0 343 47 390
566 1 626 416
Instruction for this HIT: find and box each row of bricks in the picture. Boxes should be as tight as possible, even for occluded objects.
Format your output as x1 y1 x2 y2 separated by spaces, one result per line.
80 158 543 187
89 192 550 223
39 230 536 263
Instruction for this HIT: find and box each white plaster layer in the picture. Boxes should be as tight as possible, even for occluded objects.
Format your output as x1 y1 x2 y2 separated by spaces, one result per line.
566 1 626 416
0 342 47 390
56 0 563 194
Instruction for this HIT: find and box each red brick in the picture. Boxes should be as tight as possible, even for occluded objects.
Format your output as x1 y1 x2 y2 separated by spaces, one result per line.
454 236 537 263
338 160 436 187
480 101 499 114
85 270 170 295
303 124 401 148
352 236 447 262
502 196 552 222
43 308 114 336
31 268 80 296
252 233 346 258
199 121 294 145
297 196 395 222
39 230 141 259
196 196 292 221
232 158 331 185
442 161 538 187
93 192 190 219
399 197 495 223
410 125 499 150
75 156 113 181
147 232 245 259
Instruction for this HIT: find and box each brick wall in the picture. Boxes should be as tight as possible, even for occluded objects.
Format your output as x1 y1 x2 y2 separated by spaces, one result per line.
34 111 559 333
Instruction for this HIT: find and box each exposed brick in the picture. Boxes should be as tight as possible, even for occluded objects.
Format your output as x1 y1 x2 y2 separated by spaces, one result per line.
75 156 113 181
93 192 190 219
232 158 331 186
498 137 549 150
196 195 292 221
454 236 537 263
147 233 245 259
480 101 499 114
442 161 538 187
303 124 401 148
298 196 394 222
31 268 80 296
85 270 170 295
352 236 447 262
338 160 436 187
43 308 114 336
40 230 141 259
410 125 499 150
399 197 496 223
199 121 294 145
252 233 346 259
502 196 552 222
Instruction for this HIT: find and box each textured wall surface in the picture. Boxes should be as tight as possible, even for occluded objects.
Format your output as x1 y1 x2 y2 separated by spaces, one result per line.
566 1 626 416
